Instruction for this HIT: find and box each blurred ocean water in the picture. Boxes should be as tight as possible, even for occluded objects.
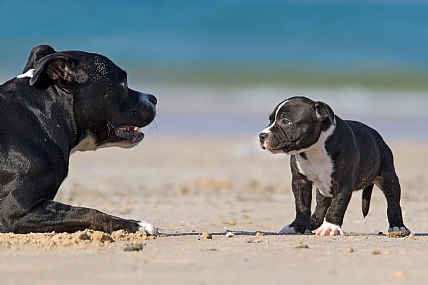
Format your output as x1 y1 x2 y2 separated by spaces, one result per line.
1 1 428 87
1 0 427 137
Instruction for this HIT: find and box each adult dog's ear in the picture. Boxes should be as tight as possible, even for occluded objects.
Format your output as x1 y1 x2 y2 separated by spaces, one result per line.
23 45 56 73
30 53 88 87
315 101 335 125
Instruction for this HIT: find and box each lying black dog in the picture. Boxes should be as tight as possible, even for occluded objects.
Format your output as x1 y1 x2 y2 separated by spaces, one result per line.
0 45 158 235
259 96 410 236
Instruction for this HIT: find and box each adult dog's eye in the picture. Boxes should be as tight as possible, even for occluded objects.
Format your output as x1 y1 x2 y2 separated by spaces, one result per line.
282 119 291 125
121 81 128 89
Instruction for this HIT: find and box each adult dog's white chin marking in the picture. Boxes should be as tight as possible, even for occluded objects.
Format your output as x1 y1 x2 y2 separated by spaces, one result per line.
315 220 344 236
138 221 159 236
279 224 297 234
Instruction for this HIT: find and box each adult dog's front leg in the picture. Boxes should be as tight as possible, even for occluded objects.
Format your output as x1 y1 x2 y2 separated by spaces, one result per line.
0 199 158 235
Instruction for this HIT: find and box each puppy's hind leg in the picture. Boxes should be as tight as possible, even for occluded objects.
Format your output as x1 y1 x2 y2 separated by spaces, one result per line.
375 165 410 235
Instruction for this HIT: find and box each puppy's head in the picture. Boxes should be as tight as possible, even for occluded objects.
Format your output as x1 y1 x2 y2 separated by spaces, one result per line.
259 96 334 155
26 45 157 150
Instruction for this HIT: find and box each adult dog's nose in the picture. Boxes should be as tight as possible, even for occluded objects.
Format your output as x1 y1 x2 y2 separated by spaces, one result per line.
147 94 157 105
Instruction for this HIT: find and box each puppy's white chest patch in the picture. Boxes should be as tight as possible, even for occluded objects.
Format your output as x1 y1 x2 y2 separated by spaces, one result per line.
295 125 335 197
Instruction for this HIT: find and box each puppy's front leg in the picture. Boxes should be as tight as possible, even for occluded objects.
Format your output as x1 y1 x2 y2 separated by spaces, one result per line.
310 189 332 230
315 185 352 236
280 172 312 234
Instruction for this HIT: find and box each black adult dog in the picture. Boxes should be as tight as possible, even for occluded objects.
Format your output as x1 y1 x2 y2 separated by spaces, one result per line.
0 45 158 235
259 96 410 236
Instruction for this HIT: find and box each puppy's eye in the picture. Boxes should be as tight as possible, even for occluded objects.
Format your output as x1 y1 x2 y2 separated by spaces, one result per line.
282 119 291 125
121 81 128 89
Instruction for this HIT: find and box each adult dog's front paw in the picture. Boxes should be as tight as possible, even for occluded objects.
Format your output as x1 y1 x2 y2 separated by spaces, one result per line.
315 220 344 236
138 221 159 236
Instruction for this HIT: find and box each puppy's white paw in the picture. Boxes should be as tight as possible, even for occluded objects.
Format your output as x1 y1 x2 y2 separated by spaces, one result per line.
138 221 159 236
279 224 297 234
388 226 411 235
315 220 344 236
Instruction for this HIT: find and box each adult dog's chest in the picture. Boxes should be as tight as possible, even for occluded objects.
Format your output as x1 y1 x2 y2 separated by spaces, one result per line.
295 147 334 197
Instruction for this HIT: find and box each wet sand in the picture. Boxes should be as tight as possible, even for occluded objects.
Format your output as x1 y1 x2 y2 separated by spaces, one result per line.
1 135 428 284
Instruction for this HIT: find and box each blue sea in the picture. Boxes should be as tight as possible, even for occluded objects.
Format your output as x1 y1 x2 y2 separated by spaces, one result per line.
1 1 428 137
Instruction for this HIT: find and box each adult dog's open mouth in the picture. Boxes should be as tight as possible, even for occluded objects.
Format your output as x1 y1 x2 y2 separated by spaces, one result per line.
114 126 145 143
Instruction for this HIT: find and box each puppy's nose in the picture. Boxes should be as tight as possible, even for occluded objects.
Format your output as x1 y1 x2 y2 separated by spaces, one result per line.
147 94 157 105
259 132 268 141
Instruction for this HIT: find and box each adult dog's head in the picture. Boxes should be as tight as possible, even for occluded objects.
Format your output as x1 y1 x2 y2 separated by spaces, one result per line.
259 96 334 155
21 45 157 151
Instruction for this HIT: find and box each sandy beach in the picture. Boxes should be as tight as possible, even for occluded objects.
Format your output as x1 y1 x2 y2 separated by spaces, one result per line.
2 2 428 284
1 134 428 284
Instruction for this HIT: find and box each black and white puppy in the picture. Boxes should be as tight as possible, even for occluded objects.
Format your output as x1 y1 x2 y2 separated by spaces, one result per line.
259 96 410 236
0 45 158 235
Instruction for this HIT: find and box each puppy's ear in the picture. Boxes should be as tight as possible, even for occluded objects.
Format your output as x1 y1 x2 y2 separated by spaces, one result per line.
23 45 56 73
315 101 335 125
30 53 88 87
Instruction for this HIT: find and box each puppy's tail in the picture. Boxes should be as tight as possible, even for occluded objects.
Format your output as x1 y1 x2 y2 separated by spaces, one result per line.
362 184 374 218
